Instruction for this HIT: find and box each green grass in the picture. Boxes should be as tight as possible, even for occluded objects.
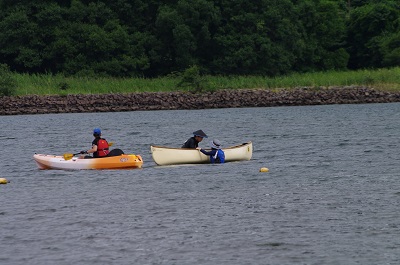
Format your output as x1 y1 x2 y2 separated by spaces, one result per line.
264 68 400 91
11 67 400 96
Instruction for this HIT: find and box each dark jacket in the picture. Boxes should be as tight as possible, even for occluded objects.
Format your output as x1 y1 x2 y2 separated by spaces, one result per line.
182 137 198 148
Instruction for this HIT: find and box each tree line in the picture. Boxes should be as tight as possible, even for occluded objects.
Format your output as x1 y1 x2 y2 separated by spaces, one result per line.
0 0 399 78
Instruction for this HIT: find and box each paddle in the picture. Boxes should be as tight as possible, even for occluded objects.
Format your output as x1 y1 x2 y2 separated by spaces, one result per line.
63 152 80 160
63 142 114 160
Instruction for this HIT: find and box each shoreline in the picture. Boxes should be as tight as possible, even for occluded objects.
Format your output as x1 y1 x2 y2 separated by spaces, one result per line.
1 86 400 115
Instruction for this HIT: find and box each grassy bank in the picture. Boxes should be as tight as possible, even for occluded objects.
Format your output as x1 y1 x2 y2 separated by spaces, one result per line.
11 67 400 96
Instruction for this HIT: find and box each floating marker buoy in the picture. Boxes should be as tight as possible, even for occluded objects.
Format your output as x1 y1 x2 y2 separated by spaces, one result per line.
260 167 269 172
0 178 9 184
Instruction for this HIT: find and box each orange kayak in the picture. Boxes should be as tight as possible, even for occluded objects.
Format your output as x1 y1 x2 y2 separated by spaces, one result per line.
33 153 143 170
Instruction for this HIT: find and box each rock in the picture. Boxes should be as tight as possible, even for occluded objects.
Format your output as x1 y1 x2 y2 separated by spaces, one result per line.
1 87 400 115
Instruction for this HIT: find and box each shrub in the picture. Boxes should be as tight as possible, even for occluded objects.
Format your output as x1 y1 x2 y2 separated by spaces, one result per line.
177 65 207 93
0 64 17 96
58 82 69 90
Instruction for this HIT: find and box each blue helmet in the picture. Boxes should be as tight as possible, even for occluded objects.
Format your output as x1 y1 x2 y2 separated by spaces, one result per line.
93 128 101 135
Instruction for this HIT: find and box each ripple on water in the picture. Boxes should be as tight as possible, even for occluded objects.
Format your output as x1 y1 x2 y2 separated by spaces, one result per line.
1 103 400 264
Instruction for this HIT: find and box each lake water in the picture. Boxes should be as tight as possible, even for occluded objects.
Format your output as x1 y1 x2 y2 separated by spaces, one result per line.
1 103 400 265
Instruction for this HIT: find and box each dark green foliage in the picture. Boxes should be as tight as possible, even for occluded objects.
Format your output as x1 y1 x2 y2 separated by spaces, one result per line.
0 0 398 78
210 0 302 76
380 32 400 66
0 64 17 96
294 0 349 72
346 0 400 69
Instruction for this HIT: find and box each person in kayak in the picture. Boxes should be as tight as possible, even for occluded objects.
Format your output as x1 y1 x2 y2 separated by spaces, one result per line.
197 139 225 164
80 128 110 158
182 129 208 148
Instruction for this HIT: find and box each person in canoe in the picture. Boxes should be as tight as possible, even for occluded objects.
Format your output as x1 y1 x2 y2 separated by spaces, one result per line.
182 130 208 148
80 128 110 158
197 139 225 164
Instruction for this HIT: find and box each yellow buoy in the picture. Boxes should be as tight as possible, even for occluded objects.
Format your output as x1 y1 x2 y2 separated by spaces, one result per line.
260 167 269 172
0 178 9 184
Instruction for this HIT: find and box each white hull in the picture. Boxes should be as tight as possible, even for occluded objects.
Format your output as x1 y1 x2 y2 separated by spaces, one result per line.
150 141 252 166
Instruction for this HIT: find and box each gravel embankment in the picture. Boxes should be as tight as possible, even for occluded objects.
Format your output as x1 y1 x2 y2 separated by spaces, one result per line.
1 86 399 115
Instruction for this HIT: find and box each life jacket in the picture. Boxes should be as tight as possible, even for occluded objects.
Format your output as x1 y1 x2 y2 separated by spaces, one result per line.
210 149 225 164
95 138 110 157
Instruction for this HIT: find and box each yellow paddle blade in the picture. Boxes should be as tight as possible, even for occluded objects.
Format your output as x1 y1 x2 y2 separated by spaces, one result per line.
63 153 74 160
109 142 114 147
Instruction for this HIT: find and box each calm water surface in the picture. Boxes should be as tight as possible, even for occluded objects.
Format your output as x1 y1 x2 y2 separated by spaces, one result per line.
1 103 400 265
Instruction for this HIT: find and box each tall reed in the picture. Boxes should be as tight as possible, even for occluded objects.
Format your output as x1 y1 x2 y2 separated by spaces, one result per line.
11 67 400 96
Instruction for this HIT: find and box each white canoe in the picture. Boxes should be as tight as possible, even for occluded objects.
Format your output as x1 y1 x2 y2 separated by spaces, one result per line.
150 141 252 166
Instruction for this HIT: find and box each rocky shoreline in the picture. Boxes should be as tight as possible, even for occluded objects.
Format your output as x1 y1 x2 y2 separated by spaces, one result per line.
1 86 400 115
